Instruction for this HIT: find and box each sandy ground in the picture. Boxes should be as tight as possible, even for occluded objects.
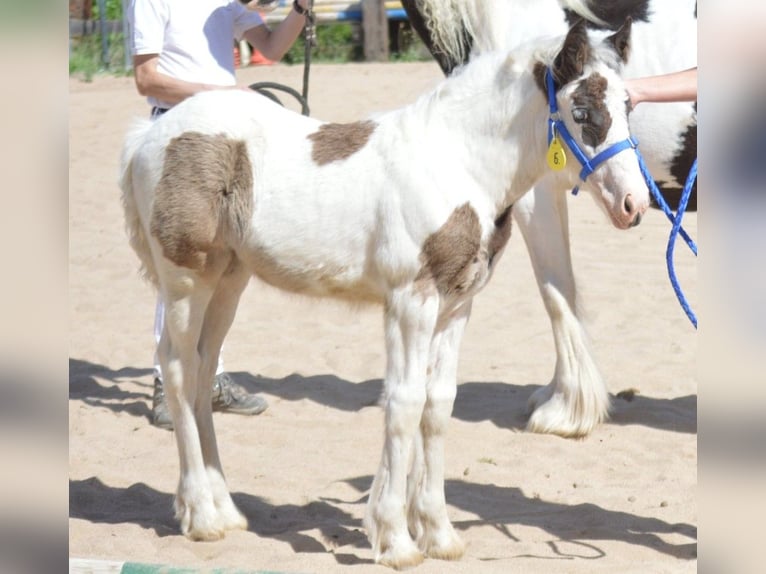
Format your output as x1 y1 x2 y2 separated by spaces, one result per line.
69 61 697 573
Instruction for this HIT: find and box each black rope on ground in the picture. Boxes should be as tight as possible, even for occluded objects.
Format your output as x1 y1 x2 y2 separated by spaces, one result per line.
249 0 315 116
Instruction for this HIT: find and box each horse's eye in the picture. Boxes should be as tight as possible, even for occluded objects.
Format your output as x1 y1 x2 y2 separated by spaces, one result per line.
572 108 589 123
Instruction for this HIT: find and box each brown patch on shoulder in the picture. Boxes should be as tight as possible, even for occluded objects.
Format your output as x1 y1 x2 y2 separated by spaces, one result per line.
572 72 612 147
415 203 482 296
150 131 253 271
308 120 376 165
487 204 513 266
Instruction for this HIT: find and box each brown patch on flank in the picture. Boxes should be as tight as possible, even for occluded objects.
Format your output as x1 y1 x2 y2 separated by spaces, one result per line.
150 131 253 271
487 205 513 266
416 203 482 296
572 72 612 147
308 121 376 165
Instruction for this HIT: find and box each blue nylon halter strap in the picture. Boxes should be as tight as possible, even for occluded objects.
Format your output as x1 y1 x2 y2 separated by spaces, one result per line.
545 69 638 195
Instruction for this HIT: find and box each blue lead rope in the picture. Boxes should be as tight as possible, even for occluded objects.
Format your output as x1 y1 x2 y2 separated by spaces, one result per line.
634 149 698 328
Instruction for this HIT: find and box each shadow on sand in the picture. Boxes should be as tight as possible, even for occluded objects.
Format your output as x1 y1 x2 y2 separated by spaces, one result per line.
69 357 696 434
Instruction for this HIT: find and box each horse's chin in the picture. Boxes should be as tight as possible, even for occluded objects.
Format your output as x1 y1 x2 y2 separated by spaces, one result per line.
596 195 634 230
608 211 632 230
605 202 646 230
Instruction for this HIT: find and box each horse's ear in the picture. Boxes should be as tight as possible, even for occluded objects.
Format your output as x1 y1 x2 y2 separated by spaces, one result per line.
552 19 591 86
607 16 632 63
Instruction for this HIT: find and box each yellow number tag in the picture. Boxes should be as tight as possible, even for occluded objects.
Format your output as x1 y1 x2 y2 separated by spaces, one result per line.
547 137 567 171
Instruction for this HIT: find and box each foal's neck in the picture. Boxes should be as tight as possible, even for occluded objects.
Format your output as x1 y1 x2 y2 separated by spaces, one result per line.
417 55 552 214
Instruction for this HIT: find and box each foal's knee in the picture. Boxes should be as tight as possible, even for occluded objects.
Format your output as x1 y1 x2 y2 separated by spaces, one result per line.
385 385 426 435
421 388 457 436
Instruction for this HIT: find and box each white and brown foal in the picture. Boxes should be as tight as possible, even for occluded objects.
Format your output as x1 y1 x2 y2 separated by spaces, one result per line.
120 20 647 569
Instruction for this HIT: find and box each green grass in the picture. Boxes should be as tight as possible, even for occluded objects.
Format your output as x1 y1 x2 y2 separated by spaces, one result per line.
69 32 131 82
283 23 361 64
91 0 123 20
284 22 431 65
390 24 433 63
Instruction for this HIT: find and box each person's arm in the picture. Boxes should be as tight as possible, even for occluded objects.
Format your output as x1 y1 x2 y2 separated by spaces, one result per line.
625 67 697 109
132 54 237 106
242 0 310 62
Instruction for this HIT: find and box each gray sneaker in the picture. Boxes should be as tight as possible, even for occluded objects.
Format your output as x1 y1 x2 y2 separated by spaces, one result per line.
151 377 173 430
151 374 268 430
212 372 269 415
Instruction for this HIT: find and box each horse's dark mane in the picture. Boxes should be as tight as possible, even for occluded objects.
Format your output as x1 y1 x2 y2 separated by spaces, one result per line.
564 0 652 30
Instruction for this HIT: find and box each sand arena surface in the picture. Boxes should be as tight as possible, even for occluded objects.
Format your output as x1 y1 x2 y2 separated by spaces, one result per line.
69 61 696 573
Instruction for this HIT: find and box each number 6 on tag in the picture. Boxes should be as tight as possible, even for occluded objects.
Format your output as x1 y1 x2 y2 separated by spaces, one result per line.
547 136 567 171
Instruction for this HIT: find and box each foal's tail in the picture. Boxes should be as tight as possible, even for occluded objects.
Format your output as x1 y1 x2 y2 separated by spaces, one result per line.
119 118 160 287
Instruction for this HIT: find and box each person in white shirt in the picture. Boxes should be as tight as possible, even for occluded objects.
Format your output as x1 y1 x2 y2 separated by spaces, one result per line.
128 0 311 429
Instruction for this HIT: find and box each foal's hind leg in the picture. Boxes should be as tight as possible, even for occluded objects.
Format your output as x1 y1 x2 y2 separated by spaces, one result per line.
366 287 439 569
156 269 225 540
193 259 252 532
514 186 609 438
407 302 470 560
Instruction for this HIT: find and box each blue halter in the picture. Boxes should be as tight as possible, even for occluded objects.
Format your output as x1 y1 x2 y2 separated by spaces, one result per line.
545 68 638 195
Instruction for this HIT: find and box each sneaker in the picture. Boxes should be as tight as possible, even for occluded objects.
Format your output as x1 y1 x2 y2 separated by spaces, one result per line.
151 374 269 430
212 372 269 415
151 377 174 430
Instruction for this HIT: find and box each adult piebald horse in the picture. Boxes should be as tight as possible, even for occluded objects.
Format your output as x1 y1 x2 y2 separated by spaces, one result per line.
402 0 697 437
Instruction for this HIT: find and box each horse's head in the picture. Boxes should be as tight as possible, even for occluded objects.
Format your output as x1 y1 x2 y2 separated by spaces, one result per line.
239 0 280 12
541 18 649 229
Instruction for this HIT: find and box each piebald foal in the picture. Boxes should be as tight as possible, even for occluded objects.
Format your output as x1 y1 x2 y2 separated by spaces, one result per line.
120 21 647 568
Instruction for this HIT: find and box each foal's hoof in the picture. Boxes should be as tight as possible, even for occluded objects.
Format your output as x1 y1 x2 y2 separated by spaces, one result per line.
175 499 226 541
423 534 465 561
187 525 226 542
377 542 425 570
378 550 424 570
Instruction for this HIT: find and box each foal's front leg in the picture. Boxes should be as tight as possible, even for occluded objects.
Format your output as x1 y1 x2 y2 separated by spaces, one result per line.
365 288 439 569
408 302 470 560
